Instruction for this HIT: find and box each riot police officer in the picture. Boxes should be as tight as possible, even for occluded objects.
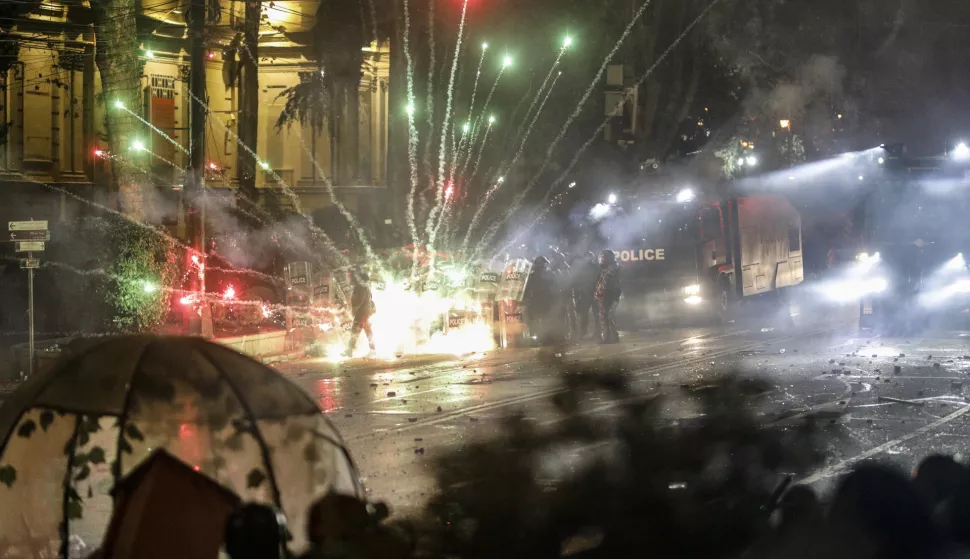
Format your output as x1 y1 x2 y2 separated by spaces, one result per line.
595 250 621 344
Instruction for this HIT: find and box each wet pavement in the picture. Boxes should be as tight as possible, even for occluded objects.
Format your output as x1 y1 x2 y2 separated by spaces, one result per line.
272 299 970 516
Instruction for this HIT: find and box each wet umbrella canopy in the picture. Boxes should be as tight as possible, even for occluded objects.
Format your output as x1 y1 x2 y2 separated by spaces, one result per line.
0 336 361 557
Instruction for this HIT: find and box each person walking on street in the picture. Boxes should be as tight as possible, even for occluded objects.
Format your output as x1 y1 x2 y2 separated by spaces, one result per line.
595 250 621 344
574 252 601 340
346 271 377 357
522 256 553 345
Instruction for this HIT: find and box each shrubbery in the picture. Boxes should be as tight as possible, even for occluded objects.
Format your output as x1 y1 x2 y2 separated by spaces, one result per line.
46 217 179 333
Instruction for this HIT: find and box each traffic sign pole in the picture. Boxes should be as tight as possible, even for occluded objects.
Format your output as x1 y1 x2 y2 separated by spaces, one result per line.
8 219 48 377
27 251 33 378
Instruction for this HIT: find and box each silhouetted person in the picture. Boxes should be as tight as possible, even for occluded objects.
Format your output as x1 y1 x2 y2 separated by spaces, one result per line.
595 250 621 344
571 252 600 340
302 495 409 559
827 463 942 559
224 503 290 559
548 251 572 343
523 256 553 344
346 271 376 357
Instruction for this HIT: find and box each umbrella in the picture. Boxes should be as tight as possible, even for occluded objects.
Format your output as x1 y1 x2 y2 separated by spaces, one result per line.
0 335 361 557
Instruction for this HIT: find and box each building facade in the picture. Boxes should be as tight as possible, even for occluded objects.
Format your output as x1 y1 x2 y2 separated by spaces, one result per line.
0 0 392 237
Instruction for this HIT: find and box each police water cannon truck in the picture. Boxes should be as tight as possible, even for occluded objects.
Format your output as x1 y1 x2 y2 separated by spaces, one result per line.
849 146 970 332
597 188 804 327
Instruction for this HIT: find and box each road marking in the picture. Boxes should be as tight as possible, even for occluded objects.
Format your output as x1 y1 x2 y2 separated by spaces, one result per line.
799 403 970 485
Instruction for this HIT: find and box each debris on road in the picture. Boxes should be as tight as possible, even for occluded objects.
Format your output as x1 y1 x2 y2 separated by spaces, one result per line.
894 365 902 374
387 391 397 397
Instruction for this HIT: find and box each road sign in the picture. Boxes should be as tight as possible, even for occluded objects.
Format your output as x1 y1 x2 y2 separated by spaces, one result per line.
15 241 45 252
9 230 50 242
20 258 40 269
9 220 48 231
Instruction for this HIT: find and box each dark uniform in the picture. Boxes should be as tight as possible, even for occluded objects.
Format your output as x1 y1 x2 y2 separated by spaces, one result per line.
595 250 621 344
346 272 376 356
522 256 553 344
572 252 601 339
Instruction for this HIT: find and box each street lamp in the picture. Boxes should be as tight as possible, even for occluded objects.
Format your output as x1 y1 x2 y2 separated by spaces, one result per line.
953 142 970 161
779 119 791 129
745 155 758 167
676 188 694 203
607 193 617 204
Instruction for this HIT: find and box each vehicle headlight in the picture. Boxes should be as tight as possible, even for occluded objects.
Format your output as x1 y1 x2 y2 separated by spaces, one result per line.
683 284 700 296
684 295 703 305
856 252 880 262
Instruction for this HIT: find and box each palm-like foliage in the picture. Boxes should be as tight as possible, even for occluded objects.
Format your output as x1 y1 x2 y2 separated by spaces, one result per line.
275 71 331 133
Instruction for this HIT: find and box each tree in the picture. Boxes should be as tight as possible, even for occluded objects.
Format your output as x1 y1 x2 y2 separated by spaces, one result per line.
89 0 151 218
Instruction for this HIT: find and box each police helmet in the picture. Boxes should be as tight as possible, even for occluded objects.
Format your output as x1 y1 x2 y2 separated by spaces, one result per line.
599 250 616 264
533 256 549 269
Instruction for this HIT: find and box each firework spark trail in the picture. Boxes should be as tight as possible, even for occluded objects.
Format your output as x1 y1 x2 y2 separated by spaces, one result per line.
425 0 470 271
460 65 505 177
9 171 193 253
420 0 437 195
187 88 351 270
403 0 422 279
118 105 190 155
518 48 566 134
460 72 561 255
298 135 384 269
453 46 487 171
484 0 654 234
488 0 724 258
466 122 494 187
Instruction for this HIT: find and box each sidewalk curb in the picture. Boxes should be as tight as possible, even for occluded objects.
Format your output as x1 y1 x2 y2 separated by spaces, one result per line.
260 351 306 365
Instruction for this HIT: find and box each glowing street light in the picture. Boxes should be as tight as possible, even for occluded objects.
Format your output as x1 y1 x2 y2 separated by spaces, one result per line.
676 188 694 203
745 155 758 167
607 193 617 204
779 119 791 129
952 142 970 161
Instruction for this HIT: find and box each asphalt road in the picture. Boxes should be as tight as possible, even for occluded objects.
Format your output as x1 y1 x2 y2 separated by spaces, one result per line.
277 298 970 516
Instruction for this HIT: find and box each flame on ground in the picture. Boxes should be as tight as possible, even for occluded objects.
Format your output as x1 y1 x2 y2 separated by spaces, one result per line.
323 272 496 362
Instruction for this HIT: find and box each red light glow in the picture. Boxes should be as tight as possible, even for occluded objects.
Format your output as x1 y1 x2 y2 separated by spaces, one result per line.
179 295 194 305
222 285 236 300
94 149 105 158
